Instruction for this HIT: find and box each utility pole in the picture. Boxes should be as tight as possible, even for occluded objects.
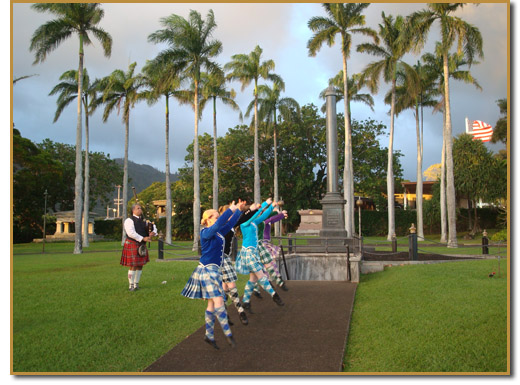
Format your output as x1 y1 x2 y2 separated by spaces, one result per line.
114 185 122 218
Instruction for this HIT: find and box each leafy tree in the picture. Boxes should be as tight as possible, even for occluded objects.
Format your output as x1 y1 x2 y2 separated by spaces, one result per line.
148 9 222 250
407 3 484 247
96 62 147 244
453 134 502 234
245 83 300 235
30 3 112 254
307 2 377 237
491 98 507 145
357 12 414 240
225 45 285 204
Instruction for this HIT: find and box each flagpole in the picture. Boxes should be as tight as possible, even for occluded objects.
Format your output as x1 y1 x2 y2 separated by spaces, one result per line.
465 117 469 133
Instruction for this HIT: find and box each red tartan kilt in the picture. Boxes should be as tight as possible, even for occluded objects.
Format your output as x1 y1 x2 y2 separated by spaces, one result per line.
120 239 149 267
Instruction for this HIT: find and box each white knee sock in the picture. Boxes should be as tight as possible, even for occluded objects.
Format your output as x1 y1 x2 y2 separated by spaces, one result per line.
128 270 136 288
134 270 142 286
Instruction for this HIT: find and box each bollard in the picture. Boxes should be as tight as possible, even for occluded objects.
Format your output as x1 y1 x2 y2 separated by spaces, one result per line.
408 224 418 261
288 236 293 254
158 239 164 260
392 233 397 253
482 230 489 255
346 245 351 281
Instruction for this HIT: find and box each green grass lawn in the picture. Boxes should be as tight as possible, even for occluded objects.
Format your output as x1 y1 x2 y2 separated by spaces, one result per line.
344 258 508 373
12 240 508 373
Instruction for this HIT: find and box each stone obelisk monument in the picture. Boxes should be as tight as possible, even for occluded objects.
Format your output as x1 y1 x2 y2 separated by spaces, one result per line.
320 86 347 239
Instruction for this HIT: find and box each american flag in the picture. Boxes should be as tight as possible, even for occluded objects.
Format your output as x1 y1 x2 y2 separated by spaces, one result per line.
469 120 493 142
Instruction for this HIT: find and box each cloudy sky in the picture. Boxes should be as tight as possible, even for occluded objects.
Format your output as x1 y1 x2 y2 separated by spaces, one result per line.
10 2 508 183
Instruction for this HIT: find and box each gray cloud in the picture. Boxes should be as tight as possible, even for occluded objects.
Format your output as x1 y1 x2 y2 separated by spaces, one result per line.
11 2 508 182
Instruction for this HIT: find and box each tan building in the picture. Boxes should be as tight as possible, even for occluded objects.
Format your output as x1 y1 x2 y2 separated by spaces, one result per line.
396 181 435 210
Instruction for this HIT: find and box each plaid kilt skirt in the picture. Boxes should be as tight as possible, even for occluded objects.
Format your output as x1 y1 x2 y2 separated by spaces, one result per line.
220 253 238 283
257 241 273 264
262 241 281 259
181 263 225 300
120 239 149 267
235 246 264 275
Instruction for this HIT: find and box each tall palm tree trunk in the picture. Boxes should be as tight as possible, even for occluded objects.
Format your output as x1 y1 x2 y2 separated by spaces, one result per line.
253 81 260 203
212 96 219 211
342 53 354 237
273 112 280 237
121 117 130 245
440 116 447 243
415 104 424 239
443 54 458 248
386 78 396 240
73 38 84 254
82 107 90 247
165 95 172 244
193 83 201 251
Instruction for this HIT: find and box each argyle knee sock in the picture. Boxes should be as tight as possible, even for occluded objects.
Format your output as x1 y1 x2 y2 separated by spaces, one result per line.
242 280 255 304
128 270 136 289
205 309 216 340
225 287 244 313
265 262 284 286
214 305 233 338
257 276 275 297
253 281 261 293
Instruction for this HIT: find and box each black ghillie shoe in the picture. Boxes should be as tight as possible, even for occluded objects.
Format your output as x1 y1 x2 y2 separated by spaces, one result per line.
226 335 236 348
279 283 288 291
253 291 263 299
238 311 249 325
227 314 234 326
242 302 254 314
272 292 285 306
204 336 219 350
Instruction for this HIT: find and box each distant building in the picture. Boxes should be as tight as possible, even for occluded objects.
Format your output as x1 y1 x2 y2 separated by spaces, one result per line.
397 181 435 210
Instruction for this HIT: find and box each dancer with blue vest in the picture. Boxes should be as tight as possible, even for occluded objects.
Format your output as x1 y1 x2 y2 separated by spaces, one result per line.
181 200 245 350
235 198 284 313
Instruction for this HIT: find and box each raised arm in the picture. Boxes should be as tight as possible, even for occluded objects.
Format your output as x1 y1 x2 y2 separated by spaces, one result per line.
201 208 234 240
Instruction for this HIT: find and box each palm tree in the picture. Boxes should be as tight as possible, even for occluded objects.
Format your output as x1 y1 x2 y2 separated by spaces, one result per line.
407 3 483 247
357 12 414 240
148 10 222 251
245 84 300 235
384 62 439 240
319 71 375 123
199 71 241 210
141 60 189 244
96 62 146 244
30 3 112 254
421 44 482 242
49 68 99 247
224 45 285 204
307 2 378 237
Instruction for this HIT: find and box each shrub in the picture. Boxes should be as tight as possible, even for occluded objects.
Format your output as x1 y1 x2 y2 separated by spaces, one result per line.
490 229 507 242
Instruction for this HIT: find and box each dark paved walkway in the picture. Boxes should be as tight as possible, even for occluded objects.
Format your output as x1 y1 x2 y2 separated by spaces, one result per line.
144 280 357 373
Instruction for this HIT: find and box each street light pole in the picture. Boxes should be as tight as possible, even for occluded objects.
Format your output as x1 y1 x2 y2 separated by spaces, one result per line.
356 198 363 238
42 189 48 253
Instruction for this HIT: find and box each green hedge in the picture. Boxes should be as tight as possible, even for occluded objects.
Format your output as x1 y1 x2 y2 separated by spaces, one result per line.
94 219 122 240
355 210 417 237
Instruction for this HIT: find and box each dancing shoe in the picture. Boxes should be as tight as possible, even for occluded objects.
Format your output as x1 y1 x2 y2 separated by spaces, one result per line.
272 292 285 306
226 335 237 348
279 283 289 291
242 302 254 314
253 290 263 299
227 313 234 326
238 311 249 325
204 336 219 350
